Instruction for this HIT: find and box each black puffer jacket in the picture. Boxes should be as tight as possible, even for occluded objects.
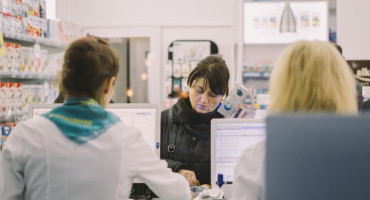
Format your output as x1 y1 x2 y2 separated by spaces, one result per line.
160 97 223 185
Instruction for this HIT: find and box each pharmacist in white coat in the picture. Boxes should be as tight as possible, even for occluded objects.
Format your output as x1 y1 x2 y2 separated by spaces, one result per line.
0 36 191 200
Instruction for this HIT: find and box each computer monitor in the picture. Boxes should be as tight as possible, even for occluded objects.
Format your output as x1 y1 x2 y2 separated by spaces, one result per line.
28 103 57 118
266 114 370 200
28 103 160 155
211 118 266 188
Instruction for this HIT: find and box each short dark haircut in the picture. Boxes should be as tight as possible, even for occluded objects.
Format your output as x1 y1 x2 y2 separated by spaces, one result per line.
60 36 119 104
187 54 230 96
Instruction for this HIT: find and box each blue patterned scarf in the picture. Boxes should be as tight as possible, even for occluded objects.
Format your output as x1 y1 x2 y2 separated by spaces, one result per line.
43 98 119 144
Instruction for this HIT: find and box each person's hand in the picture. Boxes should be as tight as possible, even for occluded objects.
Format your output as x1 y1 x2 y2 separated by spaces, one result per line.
179 169 198 186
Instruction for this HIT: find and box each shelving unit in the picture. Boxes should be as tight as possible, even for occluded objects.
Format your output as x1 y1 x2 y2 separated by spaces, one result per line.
0 33 65 125
0 111 28 123
243 71 270 79
348 60 370 87
3 31 68 48
0 72 58 80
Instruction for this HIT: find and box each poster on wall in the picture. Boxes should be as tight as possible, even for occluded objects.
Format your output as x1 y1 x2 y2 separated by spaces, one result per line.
163 40 218 109
244 1 328 44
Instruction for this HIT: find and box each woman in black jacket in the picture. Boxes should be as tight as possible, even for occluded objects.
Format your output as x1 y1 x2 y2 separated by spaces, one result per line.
161 54 230 187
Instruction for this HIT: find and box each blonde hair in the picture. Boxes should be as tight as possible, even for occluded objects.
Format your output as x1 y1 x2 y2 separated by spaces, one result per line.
269 40 357 115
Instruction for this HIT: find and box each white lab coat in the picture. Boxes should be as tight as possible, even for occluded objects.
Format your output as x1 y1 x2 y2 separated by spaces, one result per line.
231 139 266 200
0 117 191 200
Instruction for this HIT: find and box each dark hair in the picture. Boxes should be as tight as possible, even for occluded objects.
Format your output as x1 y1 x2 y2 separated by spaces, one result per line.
60 36 119 103
187 54 230 96
333 43 343 55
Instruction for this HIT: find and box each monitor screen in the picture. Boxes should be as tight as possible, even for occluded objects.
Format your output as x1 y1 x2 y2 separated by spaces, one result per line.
32 107 55 118
212 119 266 185
29 104 159 153
106 106 158 152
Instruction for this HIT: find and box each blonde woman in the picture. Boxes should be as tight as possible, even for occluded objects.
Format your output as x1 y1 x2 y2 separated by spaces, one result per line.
231 41 358 200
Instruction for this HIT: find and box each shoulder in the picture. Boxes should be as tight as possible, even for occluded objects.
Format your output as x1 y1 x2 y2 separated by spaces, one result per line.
4 117 55 153
161 109 170 117
161 109 172 123
15 117 55 136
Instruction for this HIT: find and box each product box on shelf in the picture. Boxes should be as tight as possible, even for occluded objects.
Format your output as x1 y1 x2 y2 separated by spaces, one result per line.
4 41 13 72
28 85 35 104
21 84 30 111
40 49 48 73
2 0 14 15
14 15 22 33
14 0 23 16
58 20 84 43
12 43 21 73
20 46 27 72
26 15 40 37
0 82 6 113
1 123 16 152
14 83 23 112
39 17 47 38
0 0 3 14
22 15 27 34
0 49 5 73
22 0 40 17
39 0 46 18
3 13 14 33
37 84 43 103
0 12 4 31
6 82 15 112
26 47 34 72
33 43 41 72
20 46 33 73
47 19 59 40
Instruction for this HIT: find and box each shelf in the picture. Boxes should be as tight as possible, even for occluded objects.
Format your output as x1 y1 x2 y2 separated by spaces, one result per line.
243 71 270 79
0 72 58 81
3 31 68 48
0 111 27 123
355 75 370 82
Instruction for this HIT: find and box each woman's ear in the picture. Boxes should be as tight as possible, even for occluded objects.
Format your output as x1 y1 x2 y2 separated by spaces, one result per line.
105 77 116 94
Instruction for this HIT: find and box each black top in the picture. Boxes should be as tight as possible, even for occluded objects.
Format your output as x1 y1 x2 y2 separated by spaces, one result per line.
160 97 223 185
361 99 370 112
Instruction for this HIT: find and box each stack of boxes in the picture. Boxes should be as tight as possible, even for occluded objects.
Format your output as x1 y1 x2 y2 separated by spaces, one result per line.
0 42 65 76
0 81 59 115
0 0 84 42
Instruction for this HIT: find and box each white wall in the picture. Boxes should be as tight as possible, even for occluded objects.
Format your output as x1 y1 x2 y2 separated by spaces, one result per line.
56 0 235 106
338 0 370 60
56 0 233 27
